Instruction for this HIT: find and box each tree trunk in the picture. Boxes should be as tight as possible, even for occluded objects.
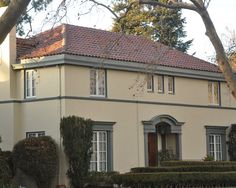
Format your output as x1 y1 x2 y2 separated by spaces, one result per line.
0 0 31 44
199 9 236 98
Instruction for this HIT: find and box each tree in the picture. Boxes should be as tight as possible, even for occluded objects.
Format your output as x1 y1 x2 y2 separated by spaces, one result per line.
60 116 93 188
112 0 192 52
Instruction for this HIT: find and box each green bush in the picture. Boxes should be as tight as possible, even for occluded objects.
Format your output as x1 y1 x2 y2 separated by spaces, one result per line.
158 149 176 161
85 171 118 187
131 165 236 173
228 124 236 161
161 160 236 166
60 116 93 188
12 136 58 188
112 172 236 187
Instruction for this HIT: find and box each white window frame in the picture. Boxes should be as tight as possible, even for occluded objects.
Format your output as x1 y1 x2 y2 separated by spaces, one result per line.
168 76 175 94
208 81 220 105
25 69 36 98
26 131 45 138
90 69 106 97
147 74 154 92
157 75 164 93
90 131 108 172
209 134 222 161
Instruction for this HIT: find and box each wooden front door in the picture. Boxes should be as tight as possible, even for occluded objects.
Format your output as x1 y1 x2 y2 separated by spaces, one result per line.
148 133 157 166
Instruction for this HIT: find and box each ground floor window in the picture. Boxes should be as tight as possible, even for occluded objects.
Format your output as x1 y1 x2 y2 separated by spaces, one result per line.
205 126 227 161
26 131 45 138
90 131 107 171
90 121 115 172
209 134 222 160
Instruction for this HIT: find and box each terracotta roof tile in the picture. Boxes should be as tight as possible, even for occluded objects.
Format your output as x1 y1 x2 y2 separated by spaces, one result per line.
17 24 220 73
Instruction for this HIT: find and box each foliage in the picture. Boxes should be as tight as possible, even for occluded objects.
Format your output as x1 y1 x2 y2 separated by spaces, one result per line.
12 136 58 188
17 0 53 36
158 149 176 161
0 152 13 186
131 165 236 173
112 0 192 52
85 171 118 187
112 172 236 187
228 124 236 161
60 116 93 188
202 154 214 161
161 160 236 166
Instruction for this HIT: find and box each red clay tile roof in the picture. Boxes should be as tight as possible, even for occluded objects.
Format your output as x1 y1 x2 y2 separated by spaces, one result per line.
17 24 220 73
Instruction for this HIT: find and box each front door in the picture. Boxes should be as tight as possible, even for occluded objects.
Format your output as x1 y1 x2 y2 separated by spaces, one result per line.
148 133 157 166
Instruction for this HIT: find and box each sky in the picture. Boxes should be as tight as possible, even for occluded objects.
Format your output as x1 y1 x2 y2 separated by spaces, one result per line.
31 0 236 62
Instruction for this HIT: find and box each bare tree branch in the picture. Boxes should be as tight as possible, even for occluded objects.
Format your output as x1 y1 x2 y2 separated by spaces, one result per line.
138 0 198 11
0 0 31 44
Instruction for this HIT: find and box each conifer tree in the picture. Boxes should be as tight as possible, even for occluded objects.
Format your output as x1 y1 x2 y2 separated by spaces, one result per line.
112 0 192 52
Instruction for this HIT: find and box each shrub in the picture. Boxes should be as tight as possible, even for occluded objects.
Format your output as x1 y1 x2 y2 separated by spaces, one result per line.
0 155 12 186
202 154 214 161
131 165 236 173
112 172 236 187
228 124 236 161
60 116 93 188
12 136 58 188
161 160 236 166
158 149 176 161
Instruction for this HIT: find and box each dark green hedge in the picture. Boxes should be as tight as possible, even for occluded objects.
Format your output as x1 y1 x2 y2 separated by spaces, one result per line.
131 165 236 173
112 172 236 187
161 160 236 166
12 136 58 188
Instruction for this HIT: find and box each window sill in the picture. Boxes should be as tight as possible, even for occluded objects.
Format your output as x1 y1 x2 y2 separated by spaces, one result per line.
90 95 106 99
25 96 37 100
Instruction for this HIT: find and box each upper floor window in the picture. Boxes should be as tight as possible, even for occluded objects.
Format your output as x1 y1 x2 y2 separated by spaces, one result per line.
168 76 175 94
147 74 154 92
25 70 36 98
208 81 220 105
90 69 106 97
26 131 45 138
157 75 164 93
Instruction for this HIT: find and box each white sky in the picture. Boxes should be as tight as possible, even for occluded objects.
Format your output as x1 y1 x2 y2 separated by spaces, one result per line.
31 0 236 62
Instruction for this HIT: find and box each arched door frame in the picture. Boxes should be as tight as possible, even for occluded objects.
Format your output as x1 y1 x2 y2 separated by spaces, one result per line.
143 114 185 166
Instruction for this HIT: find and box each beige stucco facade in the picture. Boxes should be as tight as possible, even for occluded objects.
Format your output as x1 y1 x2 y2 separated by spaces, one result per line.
1 27 236 186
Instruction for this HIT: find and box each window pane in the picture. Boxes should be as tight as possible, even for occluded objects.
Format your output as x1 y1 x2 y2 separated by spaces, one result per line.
90 69 97 95
208 82 213 104
98 70 105 96
157 75 164 93
208 81 219 105
168 77 174 94
147 75 153 92
214 82 219 104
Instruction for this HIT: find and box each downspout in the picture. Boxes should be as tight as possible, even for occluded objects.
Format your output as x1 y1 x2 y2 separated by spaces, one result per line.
136 96 140 166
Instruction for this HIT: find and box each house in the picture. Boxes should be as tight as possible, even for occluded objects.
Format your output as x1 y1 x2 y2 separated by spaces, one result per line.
1 23 236 185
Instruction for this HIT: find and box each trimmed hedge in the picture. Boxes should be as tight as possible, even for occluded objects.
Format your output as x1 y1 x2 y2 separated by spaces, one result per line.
112 172 236 187
161 160 236 166
12 136 58 188
131 165 236 173
85 171 118 187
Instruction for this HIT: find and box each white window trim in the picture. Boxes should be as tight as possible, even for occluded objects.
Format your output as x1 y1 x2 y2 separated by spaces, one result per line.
208 81 220 105
26 131 45 138
90 69 106 97
209 134 222 161
91 131 108 172
25 69 36 98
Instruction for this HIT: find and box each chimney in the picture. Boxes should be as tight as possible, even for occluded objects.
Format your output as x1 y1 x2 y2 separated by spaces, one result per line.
0 7 16 100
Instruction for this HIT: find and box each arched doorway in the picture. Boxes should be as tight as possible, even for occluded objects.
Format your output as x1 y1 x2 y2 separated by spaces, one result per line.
143 115 184 166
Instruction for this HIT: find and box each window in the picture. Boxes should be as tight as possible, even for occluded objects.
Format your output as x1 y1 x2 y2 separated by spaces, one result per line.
90 69 106 97
147 74 154 92
25 70 36 98
157 75 164 93
26 131 45 138
168 76 174 94
90 131 107 171
209 134 222 161
205 126 227 161
208 81 220 105
90 121 115 172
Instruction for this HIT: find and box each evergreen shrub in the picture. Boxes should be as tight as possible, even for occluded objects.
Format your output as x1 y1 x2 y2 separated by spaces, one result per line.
228 124 236 161
12 136 58 188
60 116 93 188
